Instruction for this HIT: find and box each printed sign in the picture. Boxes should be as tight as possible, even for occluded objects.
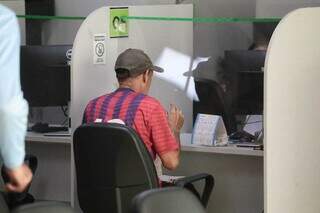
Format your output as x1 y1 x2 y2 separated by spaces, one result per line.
110 7 129 38
93 34 106 64
192 114 228 146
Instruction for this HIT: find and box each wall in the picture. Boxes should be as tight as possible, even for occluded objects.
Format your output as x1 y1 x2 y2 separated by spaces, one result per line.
43 0 175 45
1 0 257 125
44 0 256 80
5 0 320 82
256 0 320 17
184 0 256 80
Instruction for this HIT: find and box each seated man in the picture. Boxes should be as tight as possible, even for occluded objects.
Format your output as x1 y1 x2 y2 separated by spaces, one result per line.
83 48 184 171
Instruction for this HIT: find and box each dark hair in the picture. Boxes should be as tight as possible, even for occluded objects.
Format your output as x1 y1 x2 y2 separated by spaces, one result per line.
115 68 130 82
115 68 151 82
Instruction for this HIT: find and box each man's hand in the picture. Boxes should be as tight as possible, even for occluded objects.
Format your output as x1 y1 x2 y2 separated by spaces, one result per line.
168 104 184 133
5 164 33 193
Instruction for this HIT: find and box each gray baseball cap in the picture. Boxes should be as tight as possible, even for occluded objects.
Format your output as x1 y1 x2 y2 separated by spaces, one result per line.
115 48 164 77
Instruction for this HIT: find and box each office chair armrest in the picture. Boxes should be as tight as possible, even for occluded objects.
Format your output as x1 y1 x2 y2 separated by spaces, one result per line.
173 173 214 207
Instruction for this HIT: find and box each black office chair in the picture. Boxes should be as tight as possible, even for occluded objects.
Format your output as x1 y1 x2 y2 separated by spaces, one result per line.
73 123 214 213
131 187 205 213
0 194 74 213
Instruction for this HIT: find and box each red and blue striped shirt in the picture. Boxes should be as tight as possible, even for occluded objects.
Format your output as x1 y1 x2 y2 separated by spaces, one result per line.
83 88 179 159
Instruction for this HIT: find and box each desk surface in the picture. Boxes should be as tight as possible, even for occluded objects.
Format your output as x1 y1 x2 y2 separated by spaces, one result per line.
180 134 263 157
25 132 263 156
26 131 71 144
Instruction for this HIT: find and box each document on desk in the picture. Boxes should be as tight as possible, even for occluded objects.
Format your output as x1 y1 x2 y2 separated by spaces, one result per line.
159 175 185 183
242 115 263 135
192 114 228 146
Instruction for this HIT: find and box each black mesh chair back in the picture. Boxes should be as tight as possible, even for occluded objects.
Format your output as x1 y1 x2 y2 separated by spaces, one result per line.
73 123 159 213
131 187 206 213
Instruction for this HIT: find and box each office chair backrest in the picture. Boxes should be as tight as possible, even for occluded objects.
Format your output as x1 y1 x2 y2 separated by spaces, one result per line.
0 194 9 213
131 187 206 213
73 123 159 213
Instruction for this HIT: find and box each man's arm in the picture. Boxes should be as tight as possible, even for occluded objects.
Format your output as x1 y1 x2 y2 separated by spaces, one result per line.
168 104 184 149
159 104 184 170
159 151 180 171
0 5 32 192
150 103 184 171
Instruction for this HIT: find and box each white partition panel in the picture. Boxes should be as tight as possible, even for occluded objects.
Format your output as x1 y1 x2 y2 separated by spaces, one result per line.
71 5 193 132
265 8 320 213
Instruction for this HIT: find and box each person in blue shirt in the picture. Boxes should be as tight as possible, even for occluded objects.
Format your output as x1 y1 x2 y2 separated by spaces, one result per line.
0 4 32 192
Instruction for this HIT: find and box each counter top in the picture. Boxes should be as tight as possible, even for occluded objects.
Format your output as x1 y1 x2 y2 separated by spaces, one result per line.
26 131 71 144
180 133 263 157
25 132 263 156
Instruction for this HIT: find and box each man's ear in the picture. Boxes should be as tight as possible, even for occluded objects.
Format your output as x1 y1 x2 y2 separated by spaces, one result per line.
142 70 149 83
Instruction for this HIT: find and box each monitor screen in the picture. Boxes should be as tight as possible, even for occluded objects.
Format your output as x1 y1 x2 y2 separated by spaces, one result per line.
193 50 265 134
224 50 265 115
20 45 72 107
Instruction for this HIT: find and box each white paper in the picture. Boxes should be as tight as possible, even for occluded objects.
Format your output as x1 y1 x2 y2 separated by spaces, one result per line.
159 175 185 183
192 113 228 146
242 115 263 135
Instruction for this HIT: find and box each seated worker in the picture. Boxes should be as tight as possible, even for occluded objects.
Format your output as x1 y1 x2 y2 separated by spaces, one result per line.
83 48 184 171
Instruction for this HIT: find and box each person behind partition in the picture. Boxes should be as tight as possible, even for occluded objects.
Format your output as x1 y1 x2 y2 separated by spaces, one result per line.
82 48 184 171
0 4 33 192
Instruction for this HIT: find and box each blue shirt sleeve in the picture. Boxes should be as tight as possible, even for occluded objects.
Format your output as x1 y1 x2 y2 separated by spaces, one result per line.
0 5 28 169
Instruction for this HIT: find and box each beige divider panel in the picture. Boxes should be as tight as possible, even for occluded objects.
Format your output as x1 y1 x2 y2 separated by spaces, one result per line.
71 5 193 132
265 8 320 213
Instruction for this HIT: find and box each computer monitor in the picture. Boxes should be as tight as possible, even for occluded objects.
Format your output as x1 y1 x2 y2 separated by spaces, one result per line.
20 45 72 107
224 50 265 115
253 22 279 46
193 50 265 134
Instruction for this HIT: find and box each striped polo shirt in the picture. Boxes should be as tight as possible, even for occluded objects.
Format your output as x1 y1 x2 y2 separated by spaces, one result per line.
83 88 179 159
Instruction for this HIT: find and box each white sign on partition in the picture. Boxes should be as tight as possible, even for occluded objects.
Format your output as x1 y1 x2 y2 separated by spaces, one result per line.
93 34 106 64
192 113 228 146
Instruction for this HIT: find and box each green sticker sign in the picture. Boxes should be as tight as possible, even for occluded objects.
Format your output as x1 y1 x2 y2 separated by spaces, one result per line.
110 7 129 38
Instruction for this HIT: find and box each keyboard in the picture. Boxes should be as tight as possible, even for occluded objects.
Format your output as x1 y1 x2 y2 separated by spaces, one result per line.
44 126 69 132
29 123 69 133
44 131 71 137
